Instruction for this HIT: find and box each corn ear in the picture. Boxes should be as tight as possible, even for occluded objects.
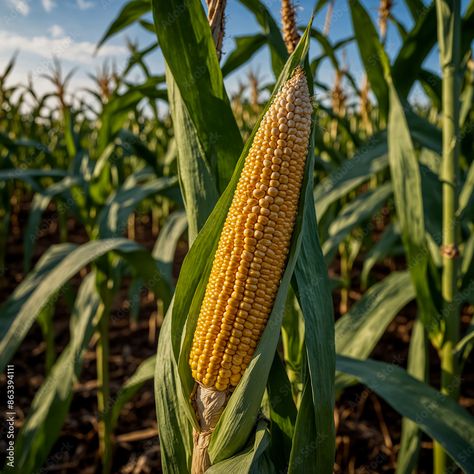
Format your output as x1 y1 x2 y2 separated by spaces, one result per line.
189 67 312 392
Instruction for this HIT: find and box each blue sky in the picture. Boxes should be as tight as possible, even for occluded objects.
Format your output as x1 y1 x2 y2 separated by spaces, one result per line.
0 0 470 107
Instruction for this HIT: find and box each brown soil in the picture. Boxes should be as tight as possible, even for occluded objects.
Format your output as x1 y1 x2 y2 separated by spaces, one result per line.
0 199 472 473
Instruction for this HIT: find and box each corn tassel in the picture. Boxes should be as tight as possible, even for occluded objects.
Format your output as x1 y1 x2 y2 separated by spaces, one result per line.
281 0 300 54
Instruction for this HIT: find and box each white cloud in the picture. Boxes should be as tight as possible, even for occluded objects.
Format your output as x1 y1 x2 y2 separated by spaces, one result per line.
41 0 55 12
76 0 94 10
0 30 127 65
48 24 64 38
7 0 30 16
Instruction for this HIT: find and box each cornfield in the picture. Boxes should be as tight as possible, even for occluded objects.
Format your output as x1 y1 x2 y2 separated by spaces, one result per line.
0 0 473 473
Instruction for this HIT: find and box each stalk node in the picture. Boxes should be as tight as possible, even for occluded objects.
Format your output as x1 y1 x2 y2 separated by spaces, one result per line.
440 244 459 259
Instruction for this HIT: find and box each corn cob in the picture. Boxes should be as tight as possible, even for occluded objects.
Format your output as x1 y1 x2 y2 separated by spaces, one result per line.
189 68 312 392
378 0 393 42
206 0 227 61
281 0 300 54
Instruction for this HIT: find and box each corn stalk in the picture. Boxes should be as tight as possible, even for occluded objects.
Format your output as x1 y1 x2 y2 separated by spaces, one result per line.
434 0 462 471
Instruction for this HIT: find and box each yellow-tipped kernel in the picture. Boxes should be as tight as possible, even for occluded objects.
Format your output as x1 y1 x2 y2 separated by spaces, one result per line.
189 68 312 391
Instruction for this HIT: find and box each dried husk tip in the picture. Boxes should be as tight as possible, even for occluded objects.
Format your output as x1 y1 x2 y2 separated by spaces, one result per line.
191 385 228 474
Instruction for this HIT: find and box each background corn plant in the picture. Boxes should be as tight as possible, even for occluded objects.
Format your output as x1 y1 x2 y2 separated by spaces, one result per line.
0 0 474 472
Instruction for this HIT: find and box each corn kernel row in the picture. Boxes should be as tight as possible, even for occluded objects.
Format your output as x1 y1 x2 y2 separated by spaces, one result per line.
189 68 312 391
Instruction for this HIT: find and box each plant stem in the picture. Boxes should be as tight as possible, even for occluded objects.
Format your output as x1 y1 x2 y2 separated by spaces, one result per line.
96 298 112 474
434 0 461 472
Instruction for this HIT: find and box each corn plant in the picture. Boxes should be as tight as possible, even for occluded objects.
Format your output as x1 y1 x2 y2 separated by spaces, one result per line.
1 0 474 472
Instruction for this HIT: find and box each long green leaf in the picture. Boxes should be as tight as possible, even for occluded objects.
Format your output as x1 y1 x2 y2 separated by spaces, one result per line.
348 0 390 119
322 183 393 260
291 146 336 471
154 299 193 474
222 34 268 77
392 5 437 97
336 356 474 472
111 355 156 427
238 0 288 77
97 0 151 50
97 171 178 238
207 420 273 473
151 0 243 194
166 72 220 241
0 243 76 339
335 272 415 390
360 223 401 288
396 319 428 474
387 81 440 336
24 176 80 271
314 134 388 220
0 239 170 371
0 169 66 181
266 353 297 468
15 274 100 474
152 211 187 287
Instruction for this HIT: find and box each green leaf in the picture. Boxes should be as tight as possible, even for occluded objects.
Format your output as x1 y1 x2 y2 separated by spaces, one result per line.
0 135 52 158
166 72 220 241
207 420 273 473
407 110 442 154
419 69 442 110
97 0 151 50
0 169 66 181
154 300 193 474
404 0 428 19
309 29 354 72
281 290 304 380
238 0 288 77
0 243 76 339
314 134 388 220
458 159 474 219
97 170 179 238
455 317 474 366
15 274 100 474
396 319 428 474
335 272 415 390
336 356 474 473
222 34 268 77
387 81 440 337
111 355 156 427
361 223 401 288
291 155 336 471
152 211 187 287
116 130 159 173
460 64 474 127
322 183 393 260
151 0 243 194
348 0 390 119
97 79 166 155
287 375 319 473
392 5 437 98
0 239 170 371
24 176 80 271
266 353 297 467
